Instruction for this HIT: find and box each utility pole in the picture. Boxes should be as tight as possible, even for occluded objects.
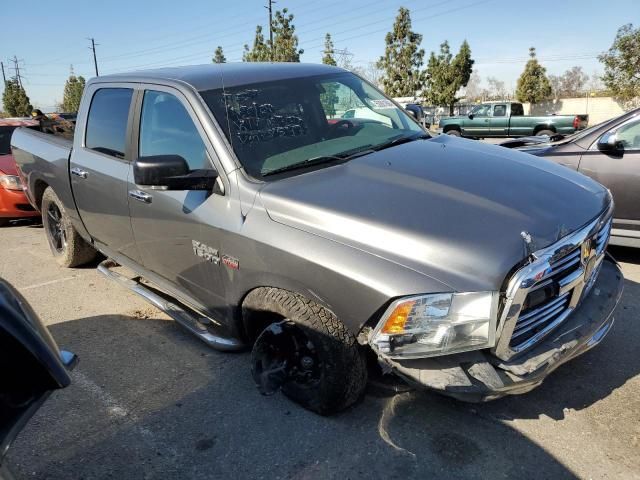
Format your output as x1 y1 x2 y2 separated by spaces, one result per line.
11 56 23 88
265 0 275 60
88 38 99 76
1 61 5 83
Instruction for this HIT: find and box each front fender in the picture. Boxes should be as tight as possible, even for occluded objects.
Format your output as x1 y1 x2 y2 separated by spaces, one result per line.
224 212 451 336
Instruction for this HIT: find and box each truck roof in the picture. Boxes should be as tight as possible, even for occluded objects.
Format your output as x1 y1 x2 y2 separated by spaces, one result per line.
92 62 346 91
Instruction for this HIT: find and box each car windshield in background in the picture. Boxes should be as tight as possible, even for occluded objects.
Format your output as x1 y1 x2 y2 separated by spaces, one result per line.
200 72 424 179
0 126 18 155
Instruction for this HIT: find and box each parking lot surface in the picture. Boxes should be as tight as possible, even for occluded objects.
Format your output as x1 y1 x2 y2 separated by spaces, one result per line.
2 221 640 480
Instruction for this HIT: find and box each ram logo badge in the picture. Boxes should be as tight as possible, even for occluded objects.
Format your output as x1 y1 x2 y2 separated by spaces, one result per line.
222 255 239 270
192 240 220 264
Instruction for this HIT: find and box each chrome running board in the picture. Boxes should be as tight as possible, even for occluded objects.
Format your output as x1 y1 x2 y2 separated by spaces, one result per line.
97 259 243 352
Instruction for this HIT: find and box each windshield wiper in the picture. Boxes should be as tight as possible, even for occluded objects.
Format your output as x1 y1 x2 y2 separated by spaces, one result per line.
371 132 430 152
261 146 374 177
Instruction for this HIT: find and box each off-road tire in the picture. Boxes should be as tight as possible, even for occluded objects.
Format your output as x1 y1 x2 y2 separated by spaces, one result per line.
535 129 554 137
244 287 367 415
41 187 96 267
446 129 461 137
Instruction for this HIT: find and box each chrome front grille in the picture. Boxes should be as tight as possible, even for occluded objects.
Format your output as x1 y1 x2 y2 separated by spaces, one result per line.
494 207 613 361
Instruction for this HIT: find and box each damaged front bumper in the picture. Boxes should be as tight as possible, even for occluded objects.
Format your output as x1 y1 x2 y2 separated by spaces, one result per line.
378 256 624 402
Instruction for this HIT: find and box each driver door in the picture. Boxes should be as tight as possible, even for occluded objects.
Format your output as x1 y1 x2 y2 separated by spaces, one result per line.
128 87 235 314
463 105 491 137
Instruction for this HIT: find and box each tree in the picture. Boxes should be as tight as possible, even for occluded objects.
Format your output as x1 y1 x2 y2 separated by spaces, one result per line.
548 74 562 99
353 62 383 87
550 66 589 98
271 8 303 62
559 66 588 97
423 40 475 114
376 7 425 97
486 76 506 100
463 71 482 101
213 46 226 63
322 33 336 66
516 48 552 104
599 24 640 101
2 79 33 117
243 8 303 62
243 26 270 61
61 68 86 112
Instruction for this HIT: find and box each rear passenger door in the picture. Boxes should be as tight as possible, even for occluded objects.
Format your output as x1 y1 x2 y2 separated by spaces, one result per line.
128 87 233 313
70 86 140 262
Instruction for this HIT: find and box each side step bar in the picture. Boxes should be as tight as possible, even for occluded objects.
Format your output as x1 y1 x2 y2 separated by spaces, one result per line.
97 259 244 352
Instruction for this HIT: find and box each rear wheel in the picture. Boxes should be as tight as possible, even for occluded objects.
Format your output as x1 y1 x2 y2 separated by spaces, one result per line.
246 288 367 415
535 129 554 137
445 129 461 137
41 187 96 267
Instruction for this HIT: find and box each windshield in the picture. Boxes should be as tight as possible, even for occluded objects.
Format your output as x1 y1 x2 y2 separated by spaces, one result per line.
200 72 425 178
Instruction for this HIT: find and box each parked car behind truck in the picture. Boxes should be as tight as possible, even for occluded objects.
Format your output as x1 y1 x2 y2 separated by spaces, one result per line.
502 107 640 248
0 119 41 226
11 63 623 414
439 101 588 138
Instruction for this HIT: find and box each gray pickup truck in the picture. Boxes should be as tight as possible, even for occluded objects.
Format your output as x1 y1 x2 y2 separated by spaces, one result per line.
11 63 623 414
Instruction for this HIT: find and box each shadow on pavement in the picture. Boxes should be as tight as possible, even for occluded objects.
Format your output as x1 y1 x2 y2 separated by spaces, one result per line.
3 311 599 479
8 249 640 478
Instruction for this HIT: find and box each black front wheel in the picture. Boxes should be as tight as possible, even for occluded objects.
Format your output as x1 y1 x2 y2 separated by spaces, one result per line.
41 187 96 268
246 288 367 415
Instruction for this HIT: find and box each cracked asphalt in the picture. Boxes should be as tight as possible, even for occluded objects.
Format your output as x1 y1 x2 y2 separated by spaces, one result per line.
1 221 639 479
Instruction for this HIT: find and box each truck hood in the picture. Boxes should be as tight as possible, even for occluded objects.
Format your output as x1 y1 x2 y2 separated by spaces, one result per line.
0 154 18 175
259 136 609 292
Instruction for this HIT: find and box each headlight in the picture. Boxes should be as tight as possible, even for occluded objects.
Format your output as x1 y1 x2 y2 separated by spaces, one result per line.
0 175 23 191
370 292 498 359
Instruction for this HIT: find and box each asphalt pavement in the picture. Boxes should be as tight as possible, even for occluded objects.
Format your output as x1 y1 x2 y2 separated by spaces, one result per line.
2 220 639 480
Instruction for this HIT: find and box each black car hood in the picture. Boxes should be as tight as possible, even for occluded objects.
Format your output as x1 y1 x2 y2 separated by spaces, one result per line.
260 135 609 291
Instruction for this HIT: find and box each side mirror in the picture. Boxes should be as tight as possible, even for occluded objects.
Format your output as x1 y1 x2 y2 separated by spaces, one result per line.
468 113 474 120
597 132 622 153
134 155 218 191
405 104 422 121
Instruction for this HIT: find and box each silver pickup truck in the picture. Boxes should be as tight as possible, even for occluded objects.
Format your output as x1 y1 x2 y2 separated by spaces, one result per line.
11 63 623 414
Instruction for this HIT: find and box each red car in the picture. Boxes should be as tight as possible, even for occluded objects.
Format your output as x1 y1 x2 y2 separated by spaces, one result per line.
0 119 41 226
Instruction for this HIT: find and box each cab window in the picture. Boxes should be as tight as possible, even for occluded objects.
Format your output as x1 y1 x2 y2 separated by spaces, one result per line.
511 103 524 116
139 90 209 170
493 104 506 117
85 88 133 159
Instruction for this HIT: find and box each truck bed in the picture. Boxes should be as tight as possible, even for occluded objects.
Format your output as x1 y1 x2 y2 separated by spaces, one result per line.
11 127 73 212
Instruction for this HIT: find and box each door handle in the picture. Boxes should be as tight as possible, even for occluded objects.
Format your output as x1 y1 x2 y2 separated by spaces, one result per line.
128 190 153 204
71 167 89 179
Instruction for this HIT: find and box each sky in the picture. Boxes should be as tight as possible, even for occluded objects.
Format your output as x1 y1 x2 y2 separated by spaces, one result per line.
1 0 637 111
